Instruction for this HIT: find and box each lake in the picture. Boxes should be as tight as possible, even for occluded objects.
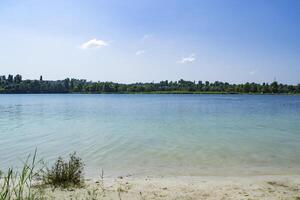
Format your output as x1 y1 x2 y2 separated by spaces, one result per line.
0 94 300 177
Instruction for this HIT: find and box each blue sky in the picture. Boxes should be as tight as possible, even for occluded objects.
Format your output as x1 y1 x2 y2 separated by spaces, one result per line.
0 0 299 84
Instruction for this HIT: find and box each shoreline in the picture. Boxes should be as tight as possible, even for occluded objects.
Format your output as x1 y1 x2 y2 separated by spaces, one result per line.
1 92 300 95
38 174 300 199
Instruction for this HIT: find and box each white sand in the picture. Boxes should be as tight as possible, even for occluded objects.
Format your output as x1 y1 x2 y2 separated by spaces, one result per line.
38 175 300 200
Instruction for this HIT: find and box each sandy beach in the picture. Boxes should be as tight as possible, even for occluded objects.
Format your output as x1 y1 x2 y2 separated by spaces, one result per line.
38 175 300 200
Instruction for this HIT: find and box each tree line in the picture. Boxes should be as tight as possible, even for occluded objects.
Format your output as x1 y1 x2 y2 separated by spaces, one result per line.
0 74 299 94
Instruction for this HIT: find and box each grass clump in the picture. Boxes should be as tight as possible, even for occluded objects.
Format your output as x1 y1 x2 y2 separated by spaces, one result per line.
42 152 84 188
0 150 41 200
0 151 85 199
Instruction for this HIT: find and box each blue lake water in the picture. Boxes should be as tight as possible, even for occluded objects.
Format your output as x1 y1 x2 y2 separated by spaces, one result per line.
0 94 300 177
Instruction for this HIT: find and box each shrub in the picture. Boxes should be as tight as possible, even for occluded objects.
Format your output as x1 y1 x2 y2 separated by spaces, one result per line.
42 152 84 188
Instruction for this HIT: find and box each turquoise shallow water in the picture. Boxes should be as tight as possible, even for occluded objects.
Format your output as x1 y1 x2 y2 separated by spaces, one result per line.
0 94 300 177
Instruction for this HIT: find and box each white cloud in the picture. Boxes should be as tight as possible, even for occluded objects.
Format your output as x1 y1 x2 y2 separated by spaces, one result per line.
178 54 196 64
141 34 152 42
135 50 145 56
80 39 109 49
249 70 257 75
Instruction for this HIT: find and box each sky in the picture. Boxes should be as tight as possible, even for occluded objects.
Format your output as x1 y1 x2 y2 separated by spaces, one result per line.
0 0 299 84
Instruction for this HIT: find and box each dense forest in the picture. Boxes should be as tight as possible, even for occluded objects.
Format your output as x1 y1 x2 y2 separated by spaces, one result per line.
0 74 299 94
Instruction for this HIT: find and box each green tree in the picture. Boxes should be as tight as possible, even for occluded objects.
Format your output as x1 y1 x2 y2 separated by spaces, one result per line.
270 81 278 93
7 74 13 83
64 78 70 91
14 74 22 83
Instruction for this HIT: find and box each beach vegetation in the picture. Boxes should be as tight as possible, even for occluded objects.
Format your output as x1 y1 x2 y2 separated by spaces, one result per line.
0 151 86 200
0 150 42 200
41 152 84 188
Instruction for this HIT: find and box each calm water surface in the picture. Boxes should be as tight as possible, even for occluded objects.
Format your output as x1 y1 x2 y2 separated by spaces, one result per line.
0 94 300 177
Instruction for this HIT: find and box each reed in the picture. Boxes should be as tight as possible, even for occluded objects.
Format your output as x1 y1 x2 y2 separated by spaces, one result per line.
0 149 40 200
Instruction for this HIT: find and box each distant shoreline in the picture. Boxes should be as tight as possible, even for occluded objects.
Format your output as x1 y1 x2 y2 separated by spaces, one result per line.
1 74 299 94
0 91 299 95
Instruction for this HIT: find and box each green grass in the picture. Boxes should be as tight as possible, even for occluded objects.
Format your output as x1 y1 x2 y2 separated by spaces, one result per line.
0 151 85 200
0 149 40 200
41 152 84 188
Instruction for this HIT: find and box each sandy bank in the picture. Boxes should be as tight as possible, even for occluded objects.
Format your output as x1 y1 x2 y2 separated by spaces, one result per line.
37 175 300 200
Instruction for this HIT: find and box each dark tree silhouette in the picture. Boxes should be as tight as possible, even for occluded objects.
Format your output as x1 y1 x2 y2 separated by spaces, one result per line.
0 74 299 94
